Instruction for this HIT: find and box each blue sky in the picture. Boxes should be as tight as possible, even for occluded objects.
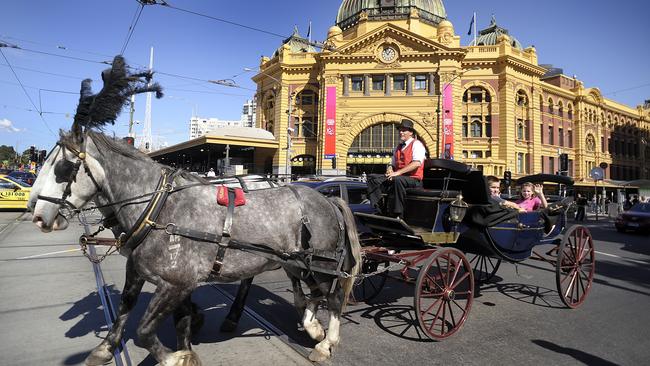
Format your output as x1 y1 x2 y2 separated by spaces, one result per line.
2 0 649 153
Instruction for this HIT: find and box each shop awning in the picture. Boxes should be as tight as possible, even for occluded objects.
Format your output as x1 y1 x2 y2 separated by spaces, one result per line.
573 179 638 189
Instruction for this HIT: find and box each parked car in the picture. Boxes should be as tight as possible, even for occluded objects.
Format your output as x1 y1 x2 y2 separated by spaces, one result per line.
293 178 376 233
615 202 650 234
0 176 32 210
6 171 37 185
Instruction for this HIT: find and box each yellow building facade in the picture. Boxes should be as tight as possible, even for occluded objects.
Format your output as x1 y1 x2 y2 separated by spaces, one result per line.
253 0 650 181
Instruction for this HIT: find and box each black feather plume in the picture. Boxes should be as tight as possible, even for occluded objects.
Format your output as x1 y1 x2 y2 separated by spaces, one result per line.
73 55 163 129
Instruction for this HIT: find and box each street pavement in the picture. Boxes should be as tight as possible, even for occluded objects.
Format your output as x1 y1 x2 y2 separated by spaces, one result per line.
1 209 649 366
0 211 310 366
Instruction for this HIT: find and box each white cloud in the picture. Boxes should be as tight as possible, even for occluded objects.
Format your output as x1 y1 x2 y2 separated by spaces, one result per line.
0 118 23 132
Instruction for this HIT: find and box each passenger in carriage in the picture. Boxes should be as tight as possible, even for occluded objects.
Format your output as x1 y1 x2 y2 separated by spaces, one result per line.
486 176 525 212
515 182 548 212
367 119 425 218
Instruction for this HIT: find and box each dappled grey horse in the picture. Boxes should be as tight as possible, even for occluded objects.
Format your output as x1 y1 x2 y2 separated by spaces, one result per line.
28 56 360 365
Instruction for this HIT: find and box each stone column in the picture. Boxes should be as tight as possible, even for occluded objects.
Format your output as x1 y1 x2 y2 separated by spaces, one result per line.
385 74 391 96
406 73 412 96
364 74 370 96
342 75 349 96
428 73 436 96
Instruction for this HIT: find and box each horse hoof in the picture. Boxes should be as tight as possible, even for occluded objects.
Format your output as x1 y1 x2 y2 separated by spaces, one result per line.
219 318 238 333
85 343 113 365
308 343 331 362
161 350 202 366
191 312 205 335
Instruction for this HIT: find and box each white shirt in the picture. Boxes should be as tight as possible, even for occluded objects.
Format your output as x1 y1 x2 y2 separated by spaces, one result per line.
206 170 216 177
392 137 426 167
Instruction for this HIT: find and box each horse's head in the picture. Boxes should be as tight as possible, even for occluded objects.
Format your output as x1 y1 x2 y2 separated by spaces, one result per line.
29 131 105 232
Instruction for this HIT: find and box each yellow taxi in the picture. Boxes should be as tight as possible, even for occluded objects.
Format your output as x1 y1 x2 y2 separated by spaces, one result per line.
0 175 32 209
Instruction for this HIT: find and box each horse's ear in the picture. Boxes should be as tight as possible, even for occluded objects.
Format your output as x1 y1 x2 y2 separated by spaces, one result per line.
71 121 84 144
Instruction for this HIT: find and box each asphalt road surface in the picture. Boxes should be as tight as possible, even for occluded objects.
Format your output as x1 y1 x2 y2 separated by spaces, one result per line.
1 210 648 365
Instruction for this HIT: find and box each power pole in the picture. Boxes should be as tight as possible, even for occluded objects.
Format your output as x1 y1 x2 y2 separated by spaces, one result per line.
140 46 154 152
128 94 136 137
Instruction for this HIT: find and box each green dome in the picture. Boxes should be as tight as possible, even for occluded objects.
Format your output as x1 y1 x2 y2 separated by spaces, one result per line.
336 0 447 30
475 16 523 50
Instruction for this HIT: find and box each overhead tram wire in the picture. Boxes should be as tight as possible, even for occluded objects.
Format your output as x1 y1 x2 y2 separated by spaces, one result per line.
120 2 146 55
0 47 55 135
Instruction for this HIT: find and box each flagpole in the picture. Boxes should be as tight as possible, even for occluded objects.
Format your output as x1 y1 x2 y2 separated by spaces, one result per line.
473 12 477 46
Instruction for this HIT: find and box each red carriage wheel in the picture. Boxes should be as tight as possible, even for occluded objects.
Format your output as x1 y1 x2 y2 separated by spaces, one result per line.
468 254 501 284
350 257 389 304
414 248 474 340
555 225 595 308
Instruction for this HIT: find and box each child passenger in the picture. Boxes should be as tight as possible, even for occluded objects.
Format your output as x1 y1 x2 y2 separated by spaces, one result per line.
516 182 548 212
486 176 525 211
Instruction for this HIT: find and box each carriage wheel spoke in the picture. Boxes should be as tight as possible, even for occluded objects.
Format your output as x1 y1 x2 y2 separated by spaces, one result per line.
440 299 447 335
447 301 456 329
564 269 578 299
420 297 443 318
448 255 462 287
425 273 445 292
451 271 470 290
426 299 445 334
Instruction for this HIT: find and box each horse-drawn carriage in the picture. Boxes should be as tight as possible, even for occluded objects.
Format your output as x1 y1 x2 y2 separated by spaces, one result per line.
352 158 595 340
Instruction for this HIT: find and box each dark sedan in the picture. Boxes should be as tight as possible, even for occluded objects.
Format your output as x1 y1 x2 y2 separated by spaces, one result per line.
293 178 376 233
615 203 650 234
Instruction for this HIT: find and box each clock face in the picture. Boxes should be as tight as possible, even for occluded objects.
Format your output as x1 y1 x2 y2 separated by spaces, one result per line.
381 46 397 62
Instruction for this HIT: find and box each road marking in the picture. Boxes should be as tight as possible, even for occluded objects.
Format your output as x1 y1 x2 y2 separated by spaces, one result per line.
16 248 80 260
595 250 649 265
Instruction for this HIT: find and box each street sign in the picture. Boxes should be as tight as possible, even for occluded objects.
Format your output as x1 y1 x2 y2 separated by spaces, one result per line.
589 167 604 180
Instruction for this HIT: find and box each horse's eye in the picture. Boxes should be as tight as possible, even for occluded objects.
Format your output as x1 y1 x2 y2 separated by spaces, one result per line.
54 160 75 183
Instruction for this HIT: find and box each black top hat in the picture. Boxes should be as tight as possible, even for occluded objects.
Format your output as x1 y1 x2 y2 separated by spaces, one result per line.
396 119 416 133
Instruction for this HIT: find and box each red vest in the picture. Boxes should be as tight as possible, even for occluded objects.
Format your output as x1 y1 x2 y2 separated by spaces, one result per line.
395 140 424 180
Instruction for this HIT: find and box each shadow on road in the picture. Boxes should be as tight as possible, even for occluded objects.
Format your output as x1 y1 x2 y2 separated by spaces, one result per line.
532 339 618 365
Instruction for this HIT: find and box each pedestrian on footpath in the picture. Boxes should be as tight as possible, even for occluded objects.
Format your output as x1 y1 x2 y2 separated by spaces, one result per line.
575 193 587 221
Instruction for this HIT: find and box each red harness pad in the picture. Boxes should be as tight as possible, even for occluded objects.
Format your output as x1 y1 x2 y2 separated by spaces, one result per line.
216 185 246 207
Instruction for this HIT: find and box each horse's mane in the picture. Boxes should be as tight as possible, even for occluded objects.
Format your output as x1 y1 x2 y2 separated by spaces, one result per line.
87 132 207 183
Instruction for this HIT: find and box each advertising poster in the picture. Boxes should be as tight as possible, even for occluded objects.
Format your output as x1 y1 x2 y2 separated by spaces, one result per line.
442 83 454 159
324 86 337 158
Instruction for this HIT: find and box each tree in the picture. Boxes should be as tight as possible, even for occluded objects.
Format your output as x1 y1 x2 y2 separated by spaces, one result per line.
0 145 16 162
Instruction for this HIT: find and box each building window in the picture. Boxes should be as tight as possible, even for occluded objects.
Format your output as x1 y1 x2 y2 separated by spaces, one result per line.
470 120 482 137
371 75 385 91
462 151 468 159
540 124 545 144
517 119 524 140
549 157 555 174
559 128 564 147
516 90 528 106
393 74 405 90
302 117 318 138
568 106 573 119
548 126 554 145
351 76 363 91
414 74 427 90
568 130 573 148
298 90 316 105
547 98 554 114
517 153 525 174
349 122 401 154
470 150 483 158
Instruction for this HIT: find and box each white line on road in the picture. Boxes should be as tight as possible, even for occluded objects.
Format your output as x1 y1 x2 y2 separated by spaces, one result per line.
595 250 649 265
16 248 80 260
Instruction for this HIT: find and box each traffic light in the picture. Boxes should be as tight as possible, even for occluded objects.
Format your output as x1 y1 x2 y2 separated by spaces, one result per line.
560 153 569 173
29 146 36 162
38 150 46 163
123 136 135 146
503 170 512 188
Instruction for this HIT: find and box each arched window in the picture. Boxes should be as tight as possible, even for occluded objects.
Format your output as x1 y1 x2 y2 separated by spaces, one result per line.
547 97 554 114
558 101 564 117
517 120 526 140
539 95 544 112
294 89 319 138
586 134 596 152
567 104 573 119
470 120 482 137
349 122 401 155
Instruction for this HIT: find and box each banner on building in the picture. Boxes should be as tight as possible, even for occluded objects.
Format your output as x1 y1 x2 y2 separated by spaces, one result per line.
442 83 454 160
324 86 337 158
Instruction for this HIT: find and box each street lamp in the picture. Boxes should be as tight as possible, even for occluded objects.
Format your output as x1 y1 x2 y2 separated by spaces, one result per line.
438 67 479 159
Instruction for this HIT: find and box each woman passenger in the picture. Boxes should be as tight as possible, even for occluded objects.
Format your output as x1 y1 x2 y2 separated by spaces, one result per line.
516 182 548 212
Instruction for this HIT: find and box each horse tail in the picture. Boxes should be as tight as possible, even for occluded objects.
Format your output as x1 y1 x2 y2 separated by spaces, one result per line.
329 197 361 309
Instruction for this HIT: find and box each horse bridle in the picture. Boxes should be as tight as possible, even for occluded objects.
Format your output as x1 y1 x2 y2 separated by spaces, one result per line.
37 133 103 215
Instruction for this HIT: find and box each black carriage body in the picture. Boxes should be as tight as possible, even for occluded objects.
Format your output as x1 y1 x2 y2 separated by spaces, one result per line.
356 159 569 262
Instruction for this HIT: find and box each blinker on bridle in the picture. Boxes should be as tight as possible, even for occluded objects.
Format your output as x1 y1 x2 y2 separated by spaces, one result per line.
37 132 102 216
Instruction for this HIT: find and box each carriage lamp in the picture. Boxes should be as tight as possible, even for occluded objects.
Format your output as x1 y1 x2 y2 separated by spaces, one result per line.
450 194 469 223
